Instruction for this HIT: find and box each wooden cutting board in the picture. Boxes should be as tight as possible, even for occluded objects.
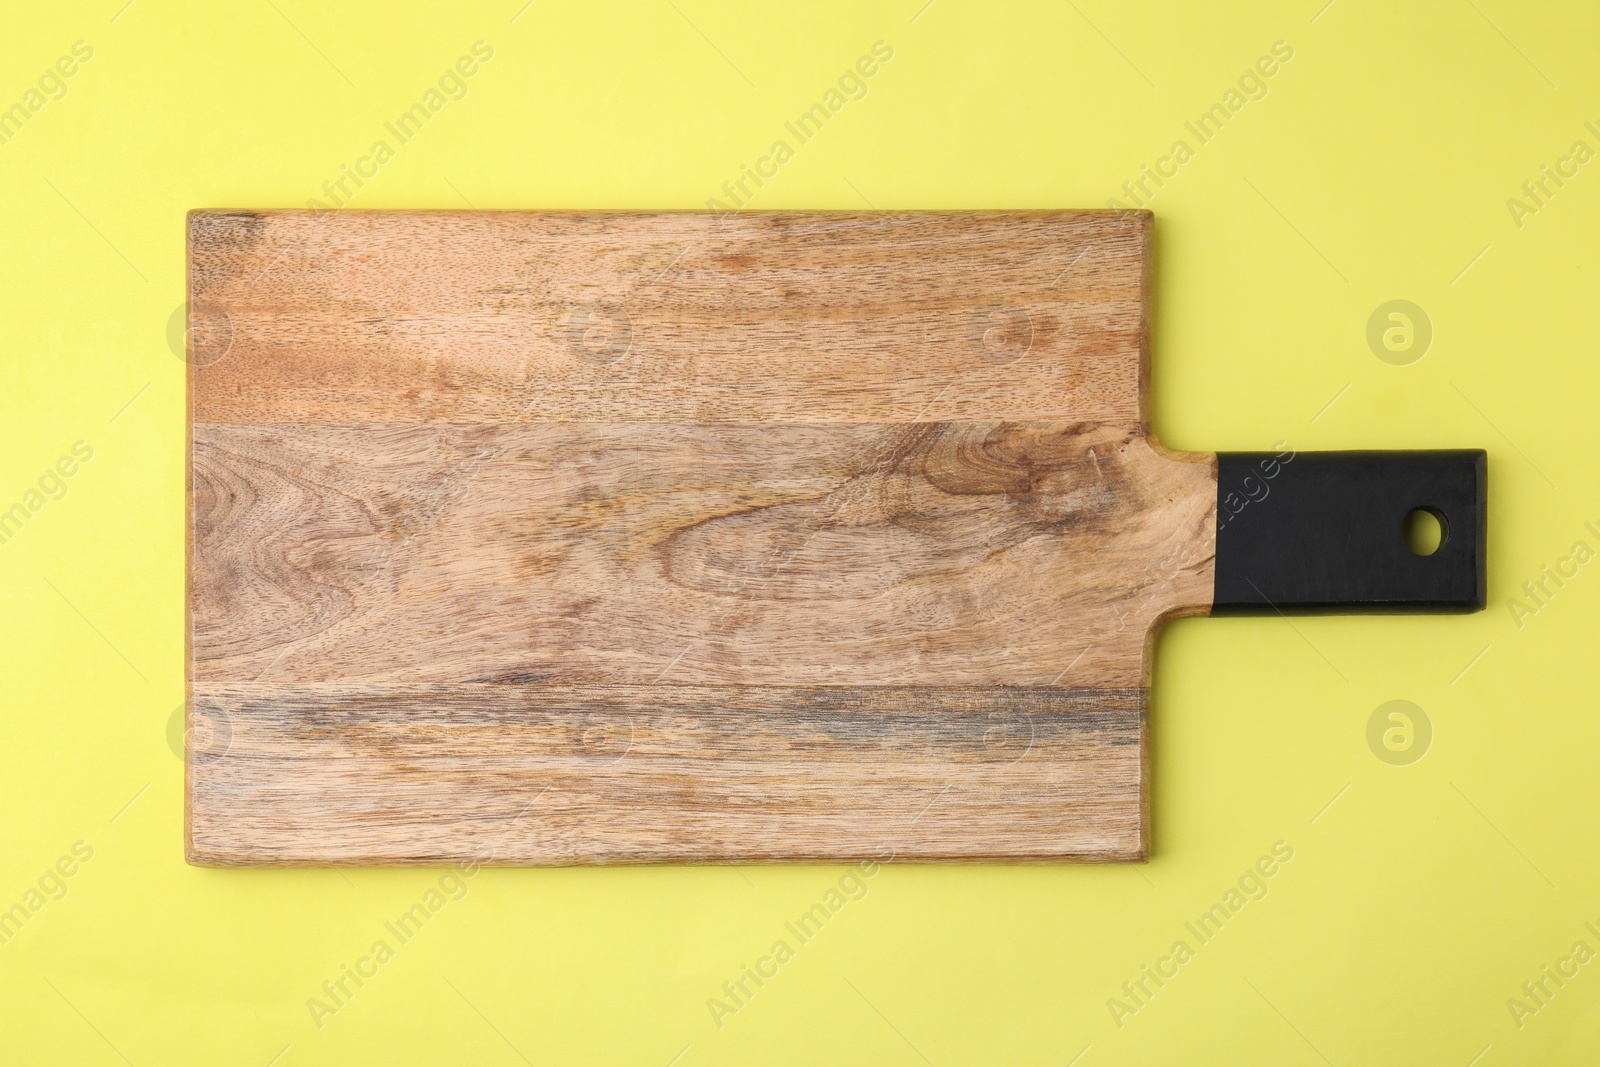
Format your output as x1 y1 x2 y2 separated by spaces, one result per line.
185 210 1485 865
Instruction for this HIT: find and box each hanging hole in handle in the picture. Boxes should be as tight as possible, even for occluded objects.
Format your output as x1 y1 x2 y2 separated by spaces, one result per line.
1402 507 1449 556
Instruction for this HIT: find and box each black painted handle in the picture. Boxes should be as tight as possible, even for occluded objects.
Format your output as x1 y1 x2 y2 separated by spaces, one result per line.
1212 449 1487 614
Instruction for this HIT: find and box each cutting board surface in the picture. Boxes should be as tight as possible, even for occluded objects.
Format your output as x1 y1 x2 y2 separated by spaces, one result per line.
186 210 1218 864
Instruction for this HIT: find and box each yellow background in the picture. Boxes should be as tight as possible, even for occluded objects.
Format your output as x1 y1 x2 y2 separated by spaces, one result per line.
2 0 1597 1062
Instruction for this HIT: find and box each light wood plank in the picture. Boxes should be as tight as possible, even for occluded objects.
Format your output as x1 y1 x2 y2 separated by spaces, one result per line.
191 420 1214 690
188 210 1151 425
187 684 1146 865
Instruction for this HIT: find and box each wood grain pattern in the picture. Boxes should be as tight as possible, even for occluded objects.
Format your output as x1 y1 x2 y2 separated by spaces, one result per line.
188 684 1145 865
185 209 1216 866
188 210 1151 425
191 420 1214 689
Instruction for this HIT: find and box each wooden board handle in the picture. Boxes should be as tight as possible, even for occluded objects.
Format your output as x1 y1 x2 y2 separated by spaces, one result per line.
1213 450 1487 614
